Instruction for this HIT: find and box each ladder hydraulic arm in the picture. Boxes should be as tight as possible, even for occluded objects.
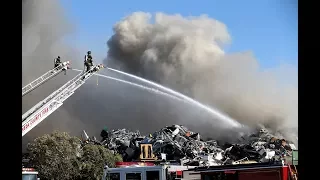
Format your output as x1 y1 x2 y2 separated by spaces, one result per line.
22 64 105 137
22 61 71 97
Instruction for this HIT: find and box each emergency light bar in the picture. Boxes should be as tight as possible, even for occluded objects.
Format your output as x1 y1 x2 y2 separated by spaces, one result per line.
22 168 35 172
115 162 155 167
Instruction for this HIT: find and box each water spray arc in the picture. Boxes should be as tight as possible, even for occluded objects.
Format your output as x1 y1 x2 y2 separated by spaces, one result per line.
72 69 184 102
106 68 242 128
72 68 242 128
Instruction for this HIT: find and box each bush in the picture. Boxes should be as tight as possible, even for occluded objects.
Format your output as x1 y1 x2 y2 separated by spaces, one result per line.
79 144 123 180
27 131 122 180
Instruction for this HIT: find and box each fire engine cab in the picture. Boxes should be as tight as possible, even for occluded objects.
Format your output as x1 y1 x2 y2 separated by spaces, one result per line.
102 143 298 180
103 165 166 180
22 168 40 180
103 162 196 180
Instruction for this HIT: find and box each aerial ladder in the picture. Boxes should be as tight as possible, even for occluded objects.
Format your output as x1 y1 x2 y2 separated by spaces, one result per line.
22 61 71 97
22 63 105 137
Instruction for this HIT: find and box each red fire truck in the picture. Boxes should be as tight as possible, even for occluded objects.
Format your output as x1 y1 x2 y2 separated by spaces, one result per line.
182 162 298 180
103 162 196 180
103 144 298 180
103 162 297 180
22 168 40 180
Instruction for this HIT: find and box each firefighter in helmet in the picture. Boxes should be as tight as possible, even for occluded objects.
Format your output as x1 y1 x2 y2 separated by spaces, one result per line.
54 56 62 68
84 51 93 71
100 126 109 141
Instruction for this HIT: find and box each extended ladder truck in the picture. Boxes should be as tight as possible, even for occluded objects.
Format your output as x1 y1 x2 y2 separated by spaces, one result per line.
22 62 105 136
22 61 71 97
22 61 104 179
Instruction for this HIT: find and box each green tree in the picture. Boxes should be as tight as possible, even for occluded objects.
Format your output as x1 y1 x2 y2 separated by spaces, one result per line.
79 144 123 180
26 131 123 180
27 131 82 180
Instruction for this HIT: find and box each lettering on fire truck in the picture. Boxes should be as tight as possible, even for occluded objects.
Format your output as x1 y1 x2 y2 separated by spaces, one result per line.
22 107 49 132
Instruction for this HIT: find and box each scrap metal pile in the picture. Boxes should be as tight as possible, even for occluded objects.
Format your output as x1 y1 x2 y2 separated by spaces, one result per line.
81 125 297 167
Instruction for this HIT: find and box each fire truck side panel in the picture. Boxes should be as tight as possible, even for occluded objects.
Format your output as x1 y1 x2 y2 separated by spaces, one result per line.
192 164 290 180
281 166 289 180
238 169 282 180
182 171 201 179
104 166 166 180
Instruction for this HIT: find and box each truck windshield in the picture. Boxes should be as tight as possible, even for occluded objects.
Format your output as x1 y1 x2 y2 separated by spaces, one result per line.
146 171 160 180
22 174 37 180
106 173 120 180
126 173 141 180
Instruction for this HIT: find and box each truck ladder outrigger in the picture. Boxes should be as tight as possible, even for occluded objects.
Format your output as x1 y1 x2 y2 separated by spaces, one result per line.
22 64 105 137
22 61 71 97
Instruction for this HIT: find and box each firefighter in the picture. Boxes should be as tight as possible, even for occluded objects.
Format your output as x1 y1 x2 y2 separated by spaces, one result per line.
84 51 93 71
100 126 109 141
54 56 62 68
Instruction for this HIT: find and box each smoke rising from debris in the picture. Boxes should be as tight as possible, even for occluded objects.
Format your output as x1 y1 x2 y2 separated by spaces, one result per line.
22 1 222 147
105 12 298 143
22 0 297 148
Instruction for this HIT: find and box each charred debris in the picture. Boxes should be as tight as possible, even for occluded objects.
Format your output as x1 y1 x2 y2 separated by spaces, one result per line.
81 125 297 167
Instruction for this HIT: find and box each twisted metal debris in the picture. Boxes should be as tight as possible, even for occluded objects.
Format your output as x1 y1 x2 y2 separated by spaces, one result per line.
81 125 296 167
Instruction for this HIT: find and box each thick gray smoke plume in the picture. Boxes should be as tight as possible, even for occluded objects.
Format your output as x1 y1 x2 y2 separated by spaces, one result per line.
105 12 298 143
22 1 297 150
22 0 79 82
22 1 226 148
22 0 83 147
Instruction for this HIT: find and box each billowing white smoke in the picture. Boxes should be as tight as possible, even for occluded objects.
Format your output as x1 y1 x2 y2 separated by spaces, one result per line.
105 12 298 143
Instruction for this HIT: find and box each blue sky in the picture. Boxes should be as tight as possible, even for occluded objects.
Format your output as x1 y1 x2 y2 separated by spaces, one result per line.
60 0 297 69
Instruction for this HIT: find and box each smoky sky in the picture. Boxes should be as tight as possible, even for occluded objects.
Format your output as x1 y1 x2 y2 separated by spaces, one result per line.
21 1 233 149
104 12 298 144
22 1 297 150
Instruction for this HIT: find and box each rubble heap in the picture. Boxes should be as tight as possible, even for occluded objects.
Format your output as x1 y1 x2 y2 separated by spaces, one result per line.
81 125 297 167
